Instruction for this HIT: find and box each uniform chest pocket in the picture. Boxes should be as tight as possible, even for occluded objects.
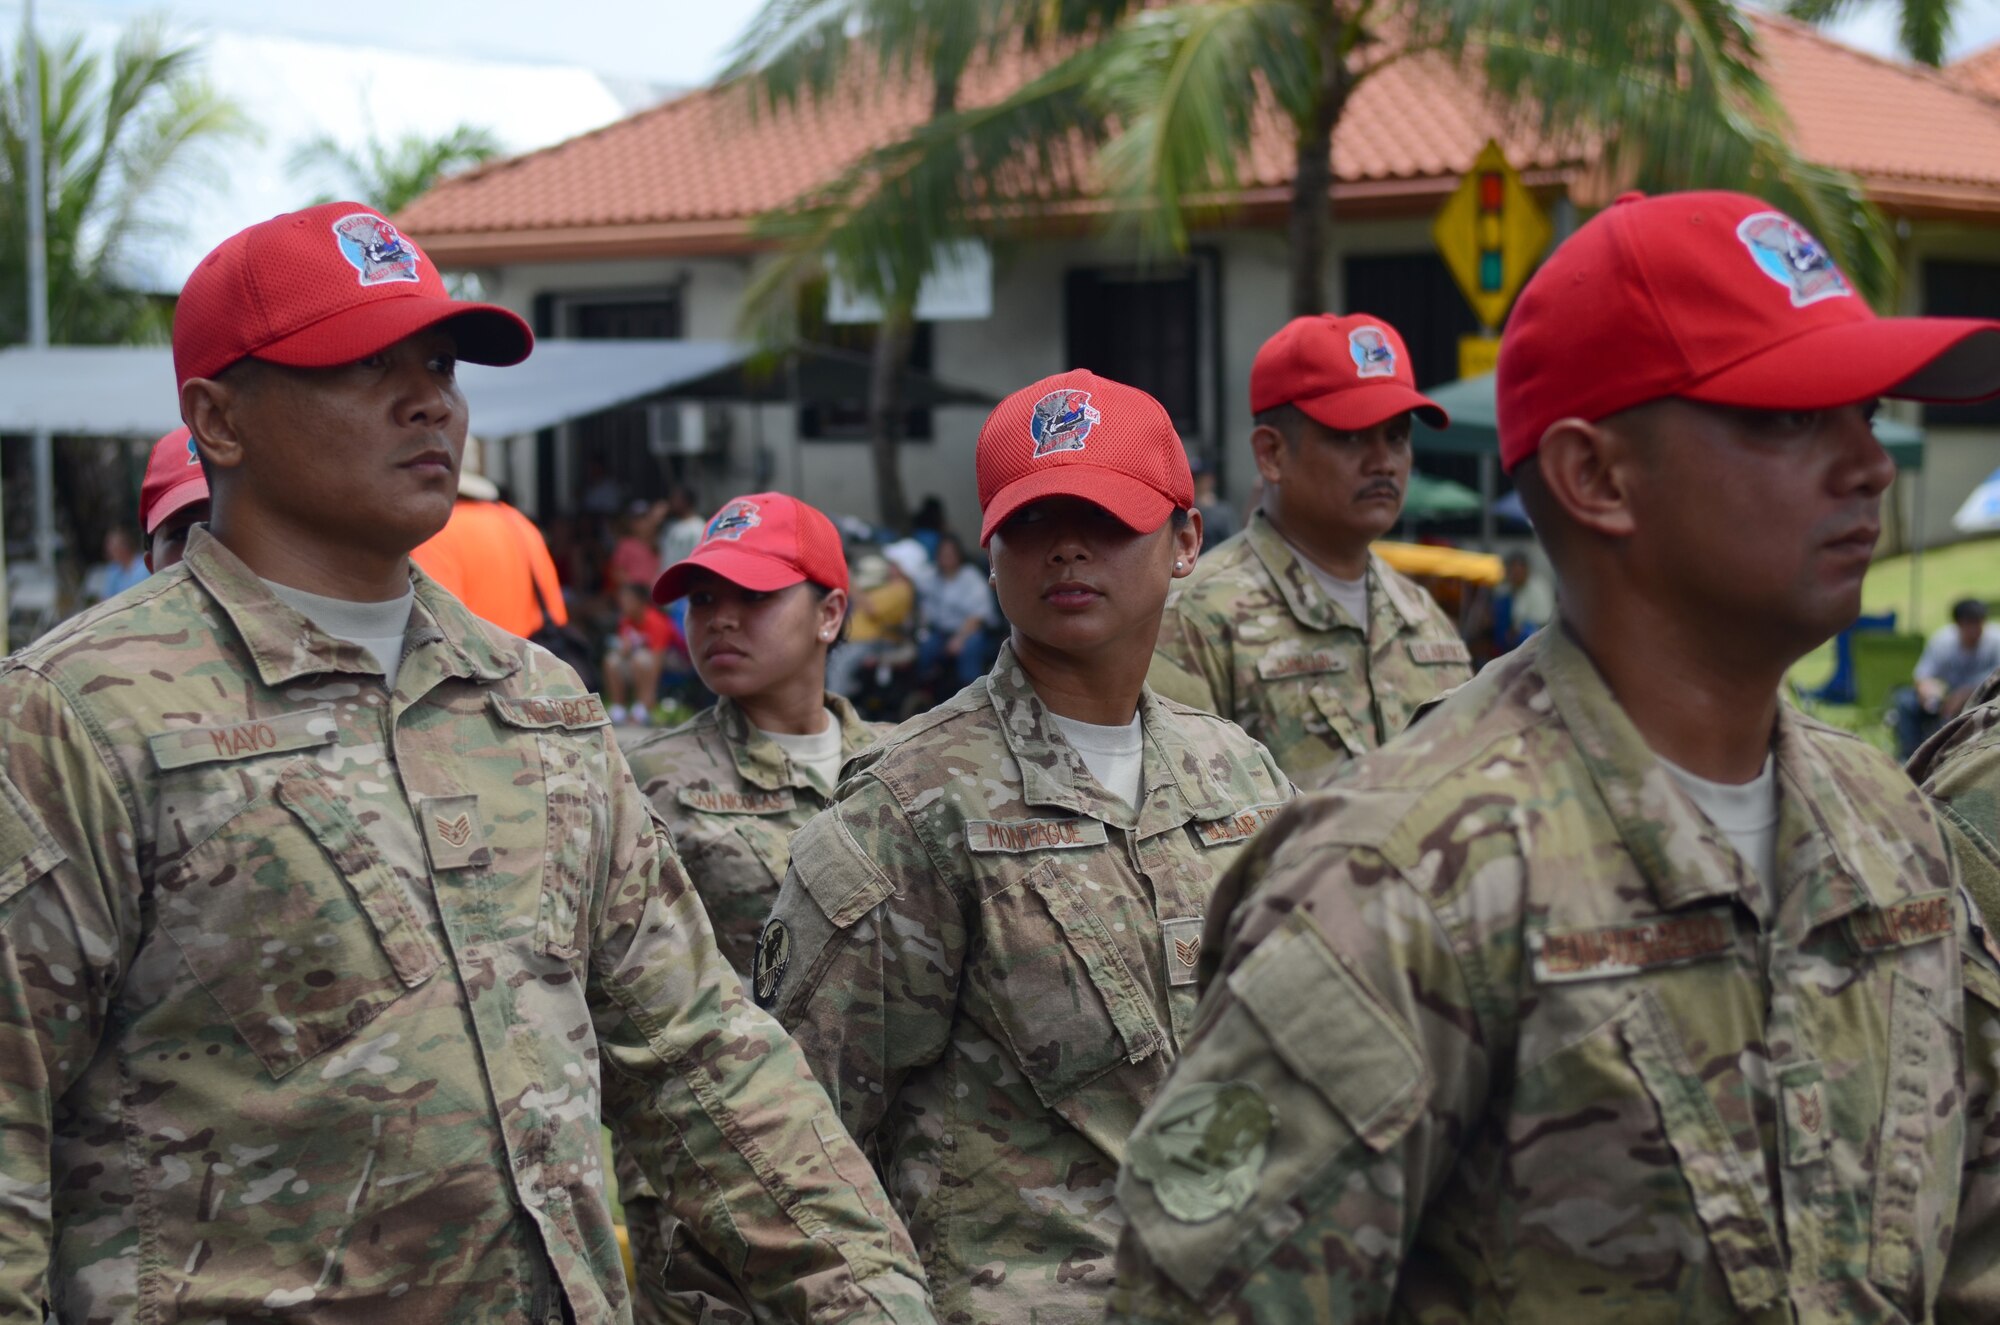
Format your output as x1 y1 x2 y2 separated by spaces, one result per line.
973 858 1164 1110
155 761 437 1080
535 729 611 961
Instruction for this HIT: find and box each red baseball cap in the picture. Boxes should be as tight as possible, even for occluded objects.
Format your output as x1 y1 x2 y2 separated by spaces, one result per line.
172 201 532 388
139 426 209 535
977 369 1195 545
1498 190 2000 472
653 493 849 604
1251 313 1448 432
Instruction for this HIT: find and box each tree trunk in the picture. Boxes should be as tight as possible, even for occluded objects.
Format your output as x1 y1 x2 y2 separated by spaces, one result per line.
868 303 915 532
1288 14 1355 317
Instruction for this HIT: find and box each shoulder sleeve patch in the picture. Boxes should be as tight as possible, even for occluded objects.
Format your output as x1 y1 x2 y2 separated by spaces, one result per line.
0 768 66 909
1228 911 1428 1153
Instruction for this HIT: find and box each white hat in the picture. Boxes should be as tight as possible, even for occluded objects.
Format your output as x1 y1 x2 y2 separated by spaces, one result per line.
458 435 499 501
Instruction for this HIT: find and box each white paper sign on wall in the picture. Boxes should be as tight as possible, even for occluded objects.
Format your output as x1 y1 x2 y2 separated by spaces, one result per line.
828 240 993 323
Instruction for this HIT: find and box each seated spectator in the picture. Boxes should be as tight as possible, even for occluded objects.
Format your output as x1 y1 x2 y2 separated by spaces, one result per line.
604 582 685 725
1493 549 1556 653
827 542 922 698
608 502 665 592
85 528 149 603
916 532 998 690
1895 597 2000 755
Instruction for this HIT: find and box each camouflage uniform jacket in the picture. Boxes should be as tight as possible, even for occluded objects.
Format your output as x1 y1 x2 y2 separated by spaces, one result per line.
1148 509 1472 785
760 644 1292 1324
0 529 932 1324
1110 624 2000 1325
1911 673 2000 937
626 692 888 980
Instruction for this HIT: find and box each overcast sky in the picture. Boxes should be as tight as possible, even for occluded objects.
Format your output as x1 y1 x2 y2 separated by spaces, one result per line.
9 0 2000 86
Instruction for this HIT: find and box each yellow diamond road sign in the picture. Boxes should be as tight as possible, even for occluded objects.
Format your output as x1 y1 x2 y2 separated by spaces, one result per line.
1432 139 1552 331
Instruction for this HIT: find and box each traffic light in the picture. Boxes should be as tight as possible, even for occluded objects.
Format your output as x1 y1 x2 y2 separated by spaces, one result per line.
1478 171 1504 293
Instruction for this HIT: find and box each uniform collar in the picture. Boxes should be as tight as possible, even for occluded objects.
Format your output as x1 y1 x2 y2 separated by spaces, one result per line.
184 526 519 691
1245 508 1424 641
718 691 877 793
1538 622 1881 926
982 641 1232 832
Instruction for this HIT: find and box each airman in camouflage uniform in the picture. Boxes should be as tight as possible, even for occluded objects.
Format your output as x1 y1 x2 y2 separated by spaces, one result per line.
0 203 932 1324
1149 313 1468 784
630 695 884 977
763 371 1293 1324
1111 192 2000 1322
1150 511 1472 782
1911 668 2000 942
620 488 888 1325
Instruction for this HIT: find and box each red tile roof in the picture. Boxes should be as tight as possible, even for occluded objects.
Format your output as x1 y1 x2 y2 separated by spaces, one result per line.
400 14 2000 265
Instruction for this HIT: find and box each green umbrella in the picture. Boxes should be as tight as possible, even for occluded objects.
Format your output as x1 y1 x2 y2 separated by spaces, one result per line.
1417 372 1926 469
1402 470 1484 519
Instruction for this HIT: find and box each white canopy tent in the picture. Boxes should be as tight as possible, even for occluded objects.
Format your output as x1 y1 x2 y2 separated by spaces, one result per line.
0 339 994 647
0 340 760 437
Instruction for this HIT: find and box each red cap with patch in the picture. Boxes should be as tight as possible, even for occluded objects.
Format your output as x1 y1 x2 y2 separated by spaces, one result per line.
1251 313 1448 432
653 492 849 604
172 201 532 388
977 369 1194 545
1497 189 2000 472
139 426 209 534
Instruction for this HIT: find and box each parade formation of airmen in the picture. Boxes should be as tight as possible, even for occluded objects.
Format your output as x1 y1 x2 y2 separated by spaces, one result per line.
8 186 2000 1325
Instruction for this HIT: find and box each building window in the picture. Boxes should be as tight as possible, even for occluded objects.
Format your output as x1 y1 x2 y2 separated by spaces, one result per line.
796 318 937 442
1064 251 1219 455
1922 260 2000 427
548 289 686 508
1340 252 1481 390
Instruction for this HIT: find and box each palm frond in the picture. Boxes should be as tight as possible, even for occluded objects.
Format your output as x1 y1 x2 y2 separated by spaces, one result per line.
1087 0 1315 255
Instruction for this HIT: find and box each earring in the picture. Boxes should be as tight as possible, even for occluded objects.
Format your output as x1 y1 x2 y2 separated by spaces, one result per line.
1174 560 1185 572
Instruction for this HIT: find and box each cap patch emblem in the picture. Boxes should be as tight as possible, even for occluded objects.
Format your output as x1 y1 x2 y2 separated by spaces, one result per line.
1029 388 1100 457
331 213 421 286
705 499 762 542
1736 212 1850 307
1348 326 1397 378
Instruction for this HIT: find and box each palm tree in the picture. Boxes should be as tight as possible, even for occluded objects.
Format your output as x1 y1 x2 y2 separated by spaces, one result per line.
0 18 250 347
725 0 1136 528
1086 0 1897 316
1785 0 1960 66
287 124 502 217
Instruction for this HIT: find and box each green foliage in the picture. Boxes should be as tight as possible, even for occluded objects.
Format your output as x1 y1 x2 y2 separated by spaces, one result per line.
287 124 502 216
1785 0 1957 66
0 18 251 346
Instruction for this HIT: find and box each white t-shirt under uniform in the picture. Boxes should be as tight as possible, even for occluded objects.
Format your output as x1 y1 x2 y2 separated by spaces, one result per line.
1050 711 1145 811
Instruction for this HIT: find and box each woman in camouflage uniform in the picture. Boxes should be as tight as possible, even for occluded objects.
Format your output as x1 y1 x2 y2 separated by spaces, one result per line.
617 491 891 1324
758 371 1294 1324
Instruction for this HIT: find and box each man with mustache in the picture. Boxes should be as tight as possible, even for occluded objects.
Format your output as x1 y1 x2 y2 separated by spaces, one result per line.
0 203 933 1323
1148 313 1471 783
1110 191 2000 1323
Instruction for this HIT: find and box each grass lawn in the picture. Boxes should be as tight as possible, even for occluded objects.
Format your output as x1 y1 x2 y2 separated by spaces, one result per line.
1787 535 2000 751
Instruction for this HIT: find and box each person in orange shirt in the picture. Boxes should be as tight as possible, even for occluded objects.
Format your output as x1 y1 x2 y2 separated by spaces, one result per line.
411 436 567 639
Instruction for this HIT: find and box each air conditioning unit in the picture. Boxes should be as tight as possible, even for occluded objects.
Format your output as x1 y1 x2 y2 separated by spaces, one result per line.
646 402 730 456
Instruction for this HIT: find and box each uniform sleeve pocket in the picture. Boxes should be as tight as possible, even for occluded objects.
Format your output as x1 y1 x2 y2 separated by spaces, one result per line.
157 761 436 1079
0 768 65 910
1231 913 1428 1152
1119 917 1426 1307
975 858 1163 1109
